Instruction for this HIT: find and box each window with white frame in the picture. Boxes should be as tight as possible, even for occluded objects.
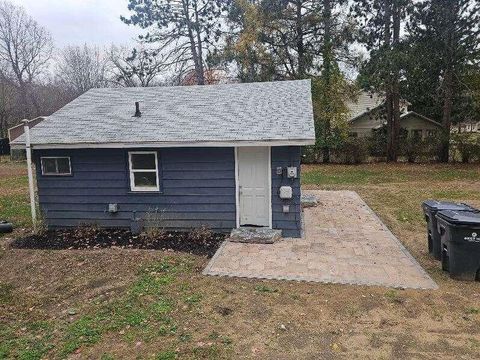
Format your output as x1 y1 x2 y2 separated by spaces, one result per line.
128 152 159 191
41 157 72 176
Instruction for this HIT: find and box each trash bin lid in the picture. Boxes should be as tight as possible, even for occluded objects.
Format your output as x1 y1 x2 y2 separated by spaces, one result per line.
436 210 480 226
422 200 475 212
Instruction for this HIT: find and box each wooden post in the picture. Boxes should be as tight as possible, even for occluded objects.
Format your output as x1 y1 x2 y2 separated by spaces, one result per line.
23 120 37 230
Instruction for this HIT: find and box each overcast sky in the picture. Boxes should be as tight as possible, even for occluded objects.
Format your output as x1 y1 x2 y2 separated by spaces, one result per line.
12 0 142 48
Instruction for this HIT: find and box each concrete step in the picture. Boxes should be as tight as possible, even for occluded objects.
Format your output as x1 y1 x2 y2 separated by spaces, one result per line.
229 227 282 244
301 193 318 208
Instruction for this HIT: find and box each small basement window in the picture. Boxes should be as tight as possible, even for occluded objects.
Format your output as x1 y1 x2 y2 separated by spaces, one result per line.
41 157 72 176
128 151 159 192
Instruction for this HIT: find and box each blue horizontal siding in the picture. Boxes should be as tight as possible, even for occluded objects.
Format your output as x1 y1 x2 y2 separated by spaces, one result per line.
38 188 235 197
33 146 303 238
44 211 235 221
271 146 302 237
34 148 236 232
41 203 236 212
38 195 235 204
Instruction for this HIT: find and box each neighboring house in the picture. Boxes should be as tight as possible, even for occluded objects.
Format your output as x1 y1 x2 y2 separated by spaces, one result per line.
11 80 315 238
8 116 47 160
8 116 47 142
452 121 480 133
347 91 443 139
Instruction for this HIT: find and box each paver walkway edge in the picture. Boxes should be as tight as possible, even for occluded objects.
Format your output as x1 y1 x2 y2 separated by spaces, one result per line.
203 190 438 290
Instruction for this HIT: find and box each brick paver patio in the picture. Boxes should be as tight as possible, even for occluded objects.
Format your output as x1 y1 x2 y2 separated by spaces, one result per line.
203 190 437 289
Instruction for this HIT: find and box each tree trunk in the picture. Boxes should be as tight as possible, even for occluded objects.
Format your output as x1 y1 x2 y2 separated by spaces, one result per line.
193 0 205 85
384 0 396 162
184 0 204 85
0 114 5 138
390 0 401 162
295 0 305 78
439 3 456 163
18 82 31 119
29 85 41 116
322 0 332 163
440 67 453 162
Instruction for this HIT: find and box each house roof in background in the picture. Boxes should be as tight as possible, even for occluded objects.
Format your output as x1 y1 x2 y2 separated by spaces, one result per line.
346 91 413 122
346 91 385 120
371 111 442 129
11 80 315 148
8 116 47 142
400 111 442 127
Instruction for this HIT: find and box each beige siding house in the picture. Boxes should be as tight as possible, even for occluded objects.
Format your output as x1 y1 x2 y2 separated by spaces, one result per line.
347 92 442 138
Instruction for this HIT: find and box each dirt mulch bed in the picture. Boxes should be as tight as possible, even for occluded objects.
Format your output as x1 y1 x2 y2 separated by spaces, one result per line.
10 227 225 257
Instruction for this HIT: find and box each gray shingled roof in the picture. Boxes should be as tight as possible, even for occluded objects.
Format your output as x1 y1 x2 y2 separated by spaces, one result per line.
12 80 315 147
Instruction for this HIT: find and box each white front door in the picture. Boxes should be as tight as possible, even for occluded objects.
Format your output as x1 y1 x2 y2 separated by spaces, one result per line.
237 147 271 227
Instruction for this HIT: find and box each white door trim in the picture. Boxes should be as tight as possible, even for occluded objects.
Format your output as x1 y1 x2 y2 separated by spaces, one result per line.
234 146 272 229
267 147 272 228
235 147 240 228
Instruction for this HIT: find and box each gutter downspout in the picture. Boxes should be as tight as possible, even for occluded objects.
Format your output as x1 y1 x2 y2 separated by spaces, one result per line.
23 120 37 230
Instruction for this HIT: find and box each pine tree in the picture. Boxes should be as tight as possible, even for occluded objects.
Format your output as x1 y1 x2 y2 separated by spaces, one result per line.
352 0 410 162
121 0 227 85
319 0 355 162
408 0 480 162
222 0 277 82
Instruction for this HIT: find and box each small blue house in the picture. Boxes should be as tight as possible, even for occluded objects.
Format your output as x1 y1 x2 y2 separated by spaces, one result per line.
11 80 315 238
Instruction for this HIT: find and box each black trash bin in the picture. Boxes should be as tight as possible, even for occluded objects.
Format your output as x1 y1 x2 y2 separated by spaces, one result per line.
422 201 475 260
436 210 480 281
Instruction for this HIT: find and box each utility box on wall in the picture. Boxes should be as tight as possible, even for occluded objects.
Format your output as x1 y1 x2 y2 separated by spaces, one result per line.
279 186 293 199
287 166 298 178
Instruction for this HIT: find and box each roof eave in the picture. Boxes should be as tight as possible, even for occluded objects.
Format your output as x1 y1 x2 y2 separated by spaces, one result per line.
400 111 443 127
10 138 316 150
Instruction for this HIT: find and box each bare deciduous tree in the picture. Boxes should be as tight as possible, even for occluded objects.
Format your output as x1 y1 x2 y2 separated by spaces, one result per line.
0 67 16 137
0 0 53 118
108 45 166 87
56 44 108 96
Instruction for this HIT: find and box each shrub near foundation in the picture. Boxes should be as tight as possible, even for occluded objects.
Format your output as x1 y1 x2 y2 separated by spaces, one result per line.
451 133 480 163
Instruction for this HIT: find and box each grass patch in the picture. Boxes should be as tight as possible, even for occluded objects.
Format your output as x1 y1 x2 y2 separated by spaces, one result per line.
179 333 192 342
0 321 54 360
100 354 116 360
156 350 177 360
209 332 233 346
302 163 480 186
0 175 28 191
385 290 404 304
0 282 14 304
395 208 419 225
254 285 278 293
192 344 221 358
58 258 188 356
183 293 202 305
302 167 397 185
61 316 102 356
0 168 30 228
431 189 480 201
0 193 31 227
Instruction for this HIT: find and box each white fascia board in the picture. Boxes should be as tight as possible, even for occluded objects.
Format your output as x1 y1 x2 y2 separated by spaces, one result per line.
10 139 315 150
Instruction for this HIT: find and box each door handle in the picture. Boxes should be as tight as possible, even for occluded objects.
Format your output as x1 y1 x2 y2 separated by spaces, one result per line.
239 186 243 195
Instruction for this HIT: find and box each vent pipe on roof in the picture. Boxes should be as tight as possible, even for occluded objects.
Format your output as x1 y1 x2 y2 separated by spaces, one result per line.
134 102 141 117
